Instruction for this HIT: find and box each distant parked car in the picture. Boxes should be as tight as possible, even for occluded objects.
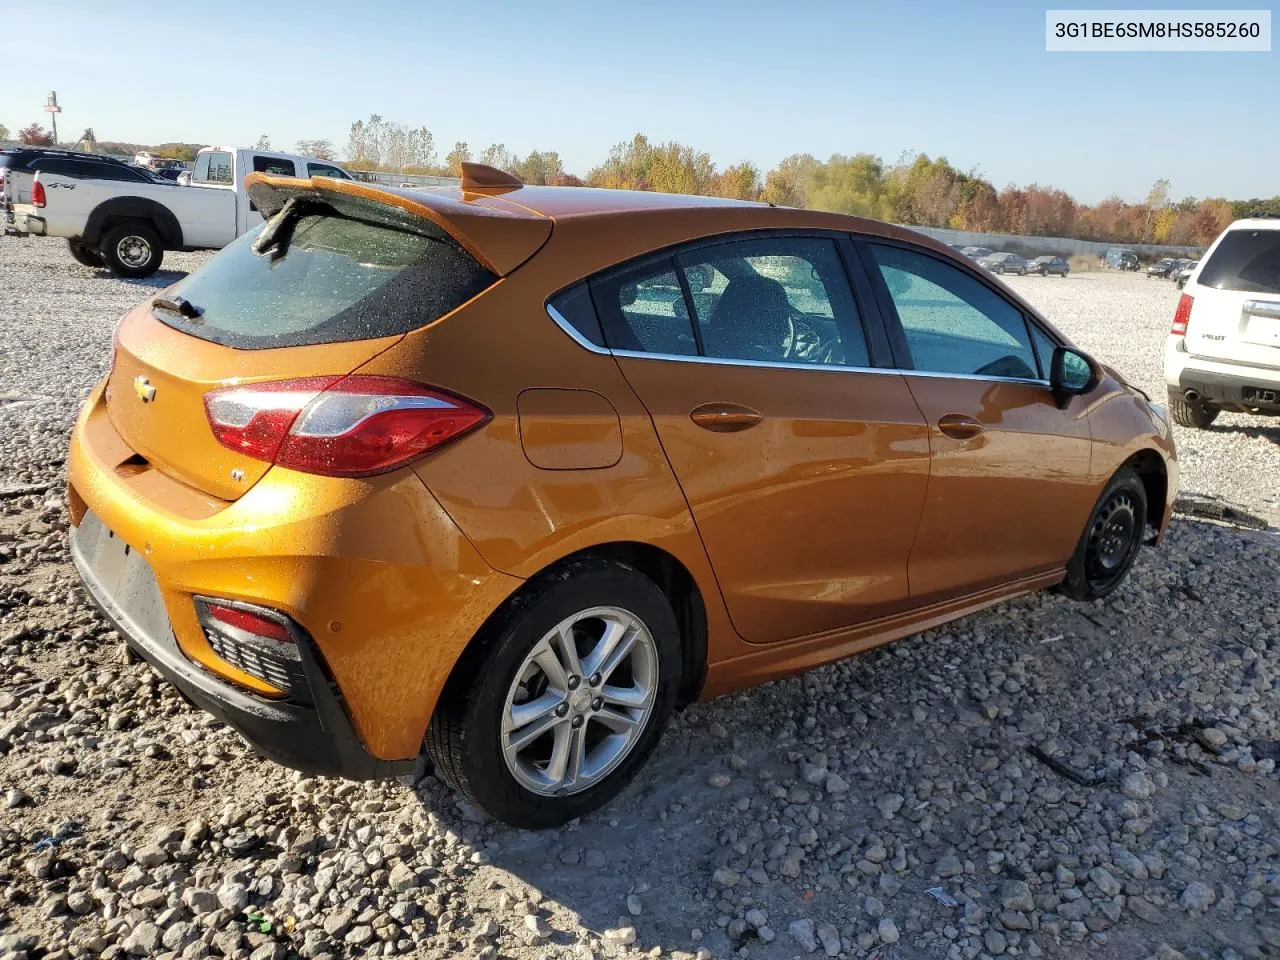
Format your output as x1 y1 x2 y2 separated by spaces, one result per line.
1175 261 1198 289
152 168 185 182
977 252 1029 275
1028 255 1069 277
960 246 994 260
1165 217 1280 428
1103 248 1140 271
1148 258 1178 279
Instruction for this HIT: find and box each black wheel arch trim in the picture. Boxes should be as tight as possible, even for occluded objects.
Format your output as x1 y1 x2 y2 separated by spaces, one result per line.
84 197 184 249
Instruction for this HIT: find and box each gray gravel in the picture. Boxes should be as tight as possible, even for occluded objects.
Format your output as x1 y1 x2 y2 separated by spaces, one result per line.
0 237 1277 960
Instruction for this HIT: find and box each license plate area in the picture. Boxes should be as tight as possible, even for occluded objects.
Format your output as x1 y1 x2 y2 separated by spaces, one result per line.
73 511 178 653
1243 314 1280 347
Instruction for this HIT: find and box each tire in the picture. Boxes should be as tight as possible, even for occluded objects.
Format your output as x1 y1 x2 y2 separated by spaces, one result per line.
67 239 104 268
1018 268 1027 276
1168 392 1220 429
427 557 681 828
1058 468 1148 601
99 223 163 278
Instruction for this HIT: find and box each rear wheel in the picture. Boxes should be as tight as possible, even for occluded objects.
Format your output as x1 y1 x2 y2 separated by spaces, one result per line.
427 558 681 828
67 239 104 268
1169 391 1220 429
1059 468 1148 601
99 223 163 278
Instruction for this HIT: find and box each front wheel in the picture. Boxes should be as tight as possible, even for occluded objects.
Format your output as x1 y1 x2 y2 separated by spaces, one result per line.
67 239 104 268
99 223 163 278
427 558 681 828
1058 468 1148 601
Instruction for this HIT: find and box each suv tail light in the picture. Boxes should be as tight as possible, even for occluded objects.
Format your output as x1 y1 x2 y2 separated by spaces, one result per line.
1171 293 1193 336
32 180 46 208
204 376 490 478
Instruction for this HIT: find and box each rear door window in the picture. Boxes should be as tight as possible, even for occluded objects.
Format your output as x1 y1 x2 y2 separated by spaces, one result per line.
307 162 349 179
1197 229 1280 295
154 200 497 349
253 155 298 177
593 260 698 356
678 236 869 366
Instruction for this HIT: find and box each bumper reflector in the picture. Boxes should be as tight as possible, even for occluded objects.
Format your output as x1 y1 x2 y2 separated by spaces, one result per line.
195 598 308 698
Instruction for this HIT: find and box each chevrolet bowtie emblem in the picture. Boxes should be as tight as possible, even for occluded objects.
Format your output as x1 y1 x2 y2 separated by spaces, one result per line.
133 376 157 403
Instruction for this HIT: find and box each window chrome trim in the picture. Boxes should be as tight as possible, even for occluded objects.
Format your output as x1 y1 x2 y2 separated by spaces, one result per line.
544 305 1051 386
546 303 611 355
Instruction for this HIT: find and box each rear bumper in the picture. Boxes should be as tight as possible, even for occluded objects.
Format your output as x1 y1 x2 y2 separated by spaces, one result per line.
67 381 524 765
14 213 44 236
70 510 405 779
1166 343 1280 412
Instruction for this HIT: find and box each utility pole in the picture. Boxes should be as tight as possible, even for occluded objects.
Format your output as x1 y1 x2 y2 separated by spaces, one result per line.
44 91 62 145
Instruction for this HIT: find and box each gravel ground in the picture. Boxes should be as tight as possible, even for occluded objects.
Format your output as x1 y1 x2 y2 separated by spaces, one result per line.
0 237 1277 960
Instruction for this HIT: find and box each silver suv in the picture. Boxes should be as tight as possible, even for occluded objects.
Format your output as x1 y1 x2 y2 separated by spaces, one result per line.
1165 216 1280 427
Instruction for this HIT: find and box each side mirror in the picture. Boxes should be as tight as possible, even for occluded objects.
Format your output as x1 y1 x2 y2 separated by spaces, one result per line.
1050 346 1100 406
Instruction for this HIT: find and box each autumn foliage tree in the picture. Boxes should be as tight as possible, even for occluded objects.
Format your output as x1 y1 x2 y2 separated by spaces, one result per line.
325 121 1264 247
18 124 54 146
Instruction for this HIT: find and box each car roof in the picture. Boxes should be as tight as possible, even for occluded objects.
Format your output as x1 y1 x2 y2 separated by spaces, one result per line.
245 171 958 277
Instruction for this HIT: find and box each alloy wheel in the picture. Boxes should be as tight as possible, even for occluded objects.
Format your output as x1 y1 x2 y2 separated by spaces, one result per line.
501 606 658 797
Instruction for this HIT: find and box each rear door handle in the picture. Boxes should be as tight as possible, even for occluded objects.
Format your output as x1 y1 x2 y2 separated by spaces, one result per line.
937 413 984 440
690 402 763 432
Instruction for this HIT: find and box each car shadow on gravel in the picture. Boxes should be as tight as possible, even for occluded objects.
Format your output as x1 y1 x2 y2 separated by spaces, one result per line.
409 721 736 950
117 269 190 289
1209 423 1280 446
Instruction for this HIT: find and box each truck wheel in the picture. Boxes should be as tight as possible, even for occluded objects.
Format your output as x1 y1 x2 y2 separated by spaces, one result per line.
67 239 104 269
100 224 163 279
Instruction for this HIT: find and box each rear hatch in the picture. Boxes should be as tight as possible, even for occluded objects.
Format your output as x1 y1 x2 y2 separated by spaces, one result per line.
105 180 539 501
1186 224 1280 370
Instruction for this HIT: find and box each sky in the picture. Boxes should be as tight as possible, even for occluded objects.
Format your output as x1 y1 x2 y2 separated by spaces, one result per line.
7 0 1276 204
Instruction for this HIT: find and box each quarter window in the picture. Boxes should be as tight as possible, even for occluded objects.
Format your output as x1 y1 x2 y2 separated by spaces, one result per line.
868 244 1038 380
679 237 868 366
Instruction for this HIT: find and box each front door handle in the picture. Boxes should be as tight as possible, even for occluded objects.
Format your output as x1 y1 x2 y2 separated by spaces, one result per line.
690 402 763 433
937 413 984 440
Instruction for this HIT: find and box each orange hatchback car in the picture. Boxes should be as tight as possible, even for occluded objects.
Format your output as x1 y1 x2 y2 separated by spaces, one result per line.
69 164 1177 827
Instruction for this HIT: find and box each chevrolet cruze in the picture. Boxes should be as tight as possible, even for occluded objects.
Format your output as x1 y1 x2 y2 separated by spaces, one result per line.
68 164 1177 827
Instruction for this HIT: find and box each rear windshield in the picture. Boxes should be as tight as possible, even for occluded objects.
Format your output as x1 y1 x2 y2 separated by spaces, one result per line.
156 206 496 349
1197 228 1280 295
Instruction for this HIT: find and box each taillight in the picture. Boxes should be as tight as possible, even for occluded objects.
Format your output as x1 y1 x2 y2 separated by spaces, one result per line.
204 376 490 477
1172 293 1193 336
32 180 46 208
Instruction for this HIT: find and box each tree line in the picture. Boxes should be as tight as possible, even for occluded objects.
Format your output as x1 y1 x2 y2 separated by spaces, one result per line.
8 112 1273 247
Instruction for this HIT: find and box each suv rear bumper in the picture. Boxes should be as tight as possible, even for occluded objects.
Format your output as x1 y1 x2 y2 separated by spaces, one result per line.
1166 341 1280 413
70 509 410 780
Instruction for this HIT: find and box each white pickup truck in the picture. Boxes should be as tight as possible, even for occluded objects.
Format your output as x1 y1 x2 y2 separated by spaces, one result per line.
15 146 352 277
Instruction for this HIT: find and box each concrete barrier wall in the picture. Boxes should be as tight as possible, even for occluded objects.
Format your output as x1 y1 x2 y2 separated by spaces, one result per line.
899 224 1202 259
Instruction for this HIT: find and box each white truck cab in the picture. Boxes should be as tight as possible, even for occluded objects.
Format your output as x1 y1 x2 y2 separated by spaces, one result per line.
16 146 351 277
188 147 352 238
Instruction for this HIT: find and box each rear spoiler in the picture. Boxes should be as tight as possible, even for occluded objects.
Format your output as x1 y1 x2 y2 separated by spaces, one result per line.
244 172 550 276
